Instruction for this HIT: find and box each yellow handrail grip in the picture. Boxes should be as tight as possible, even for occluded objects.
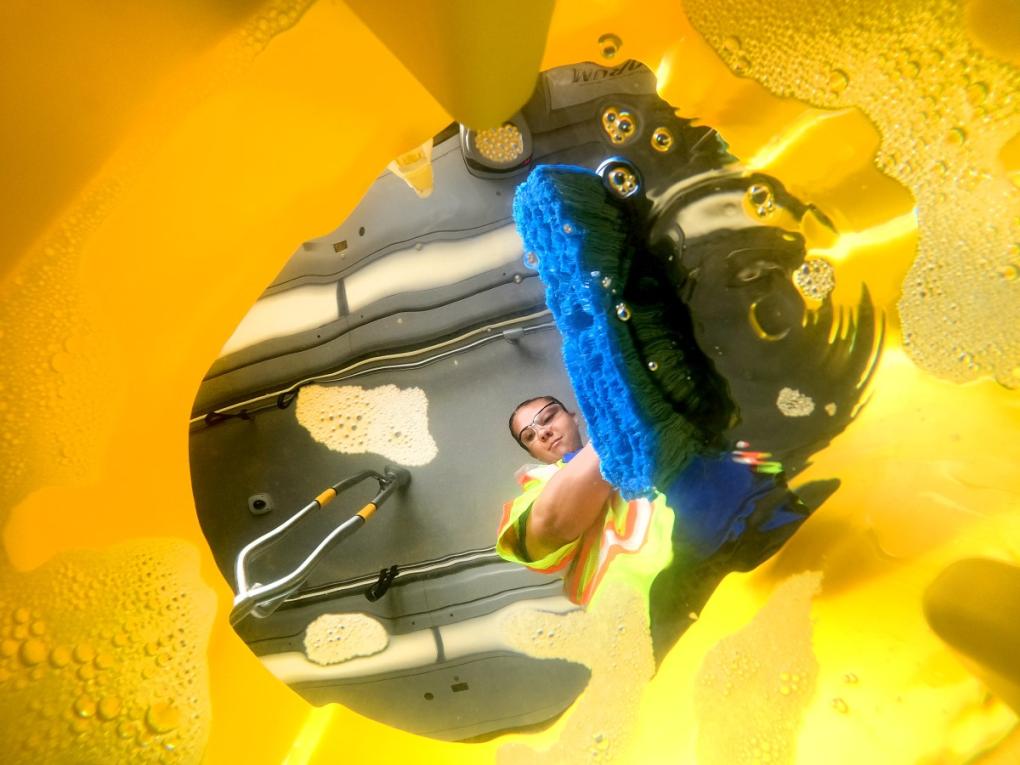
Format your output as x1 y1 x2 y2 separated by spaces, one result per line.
356 503 378 520
315 488 337 507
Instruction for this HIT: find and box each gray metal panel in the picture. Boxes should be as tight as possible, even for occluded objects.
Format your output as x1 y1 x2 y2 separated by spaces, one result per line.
194 276 546 415
296 653 590 742
191 324 576 589
265 136 521 294
234 559 565 650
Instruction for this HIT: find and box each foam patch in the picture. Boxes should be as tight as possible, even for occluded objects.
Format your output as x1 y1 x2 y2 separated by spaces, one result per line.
304 613 388 666
296 384 438 466
694 572 822 765
498 584 655 764
0 541 214 764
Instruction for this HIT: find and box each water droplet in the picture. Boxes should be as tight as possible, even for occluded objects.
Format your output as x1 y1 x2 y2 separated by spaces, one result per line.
947 127 967 146
747 183 773 206
597 33 621 60
647 361 659 372
20 639 47 666
998 264 1019 282
601 276 613 289
512 273 522 284
832 697 850 714
733 55 751 76
29 621 45 636
94 652 114 670
722 36 742 55
615 303 632 321
49 646 71 668
966 81 989 106
117 720 139 739
73 643 96 663
1 639 18 657
74 695 97 718
827 69 849 94
14 607 30 624
97 696 122 721
651 127 674 152
562 223 573 234
145 702 181 733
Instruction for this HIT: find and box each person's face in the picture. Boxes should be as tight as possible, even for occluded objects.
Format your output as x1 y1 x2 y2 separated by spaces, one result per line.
511 399 582 463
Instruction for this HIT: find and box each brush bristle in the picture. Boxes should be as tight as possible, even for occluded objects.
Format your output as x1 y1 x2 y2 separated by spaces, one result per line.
514 165 732 496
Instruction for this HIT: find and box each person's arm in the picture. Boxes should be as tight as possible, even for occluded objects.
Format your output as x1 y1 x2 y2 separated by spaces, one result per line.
525 443 612 560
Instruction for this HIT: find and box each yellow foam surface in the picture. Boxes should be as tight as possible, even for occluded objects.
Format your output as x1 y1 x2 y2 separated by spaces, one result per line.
497 584 655 764
0 541 214 764
1 0 1018 763
693 573 821 765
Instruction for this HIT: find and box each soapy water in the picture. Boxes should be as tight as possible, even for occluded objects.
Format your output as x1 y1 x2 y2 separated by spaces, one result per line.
0 541 214 764
295 384 438 466
0 1 1018 764
304 613 389 666
497 584 655 765
684 0 1020 388
0 0 319 513
693 573 820 765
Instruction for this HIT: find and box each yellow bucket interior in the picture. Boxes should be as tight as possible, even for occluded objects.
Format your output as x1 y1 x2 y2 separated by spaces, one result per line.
1 0 1018 762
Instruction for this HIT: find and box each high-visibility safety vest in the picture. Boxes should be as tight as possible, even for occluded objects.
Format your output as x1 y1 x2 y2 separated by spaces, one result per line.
496 461 675 613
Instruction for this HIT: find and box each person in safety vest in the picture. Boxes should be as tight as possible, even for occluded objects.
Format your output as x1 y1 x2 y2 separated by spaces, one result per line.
496 394 827 662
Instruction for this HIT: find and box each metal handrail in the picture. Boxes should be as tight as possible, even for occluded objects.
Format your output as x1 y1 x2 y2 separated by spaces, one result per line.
230 466 411 626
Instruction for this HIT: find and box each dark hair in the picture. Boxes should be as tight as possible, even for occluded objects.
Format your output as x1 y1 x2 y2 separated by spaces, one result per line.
508 395 570 450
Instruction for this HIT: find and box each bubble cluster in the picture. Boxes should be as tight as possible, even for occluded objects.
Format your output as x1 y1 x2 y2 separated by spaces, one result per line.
233 0 314 64
601 106 638 145
296 384 438 465
497 585 654 765
475 124 525 163
0 541 214 764
776 387 816 417
0 179 121 512
684 0 1020 387
793 258 836 301
304 613 388 666
745 182 776 218
694 573 821 765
